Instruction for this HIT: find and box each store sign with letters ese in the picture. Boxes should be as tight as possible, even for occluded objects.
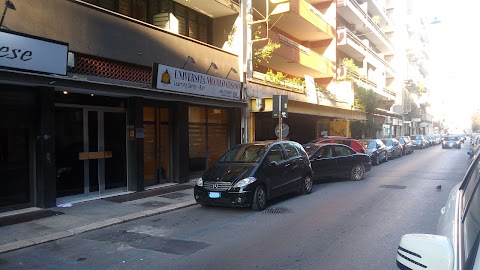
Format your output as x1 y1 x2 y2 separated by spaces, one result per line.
0 30 68 76
153 63 241 100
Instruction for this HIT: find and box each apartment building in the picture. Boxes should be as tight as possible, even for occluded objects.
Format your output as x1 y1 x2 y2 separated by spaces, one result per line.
403 0 435 135
0 0 245 212
336 0 405 138
246 0 366 143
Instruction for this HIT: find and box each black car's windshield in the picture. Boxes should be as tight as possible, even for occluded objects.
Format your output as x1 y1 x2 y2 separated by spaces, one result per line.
219 144 268 163
383 140 393 146
362 141 376 149
444 136 458 142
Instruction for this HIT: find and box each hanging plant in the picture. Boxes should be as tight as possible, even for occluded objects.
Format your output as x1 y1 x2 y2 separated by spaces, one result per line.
253 26 281 67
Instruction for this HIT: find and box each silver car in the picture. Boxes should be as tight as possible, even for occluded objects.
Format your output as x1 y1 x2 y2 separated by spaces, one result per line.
396 147 480 269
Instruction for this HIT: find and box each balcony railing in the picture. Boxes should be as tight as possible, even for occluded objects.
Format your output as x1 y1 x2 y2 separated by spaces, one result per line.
338 26 394 73
339 0 394 49
343 68 396 99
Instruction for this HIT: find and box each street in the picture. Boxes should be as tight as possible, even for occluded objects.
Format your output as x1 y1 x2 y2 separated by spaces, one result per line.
0 141 471 270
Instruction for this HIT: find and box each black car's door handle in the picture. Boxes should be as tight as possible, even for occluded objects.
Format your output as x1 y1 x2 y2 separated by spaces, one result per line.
285 163 290 167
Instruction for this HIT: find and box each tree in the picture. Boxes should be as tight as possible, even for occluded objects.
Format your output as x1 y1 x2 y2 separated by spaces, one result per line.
351 84 382 138
472 109 480 132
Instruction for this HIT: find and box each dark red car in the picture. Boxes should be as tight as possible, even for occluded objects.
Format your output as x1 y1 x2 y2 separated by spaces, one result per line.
309 136 366 154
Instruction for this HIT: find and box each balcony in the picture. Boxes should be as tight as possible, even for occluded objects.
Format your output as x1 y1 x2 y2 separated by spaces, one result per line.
339 68 395 100
178 0 239 18
254 31 335 79
337 27 394 75
337 0 394 54
252 0 335 42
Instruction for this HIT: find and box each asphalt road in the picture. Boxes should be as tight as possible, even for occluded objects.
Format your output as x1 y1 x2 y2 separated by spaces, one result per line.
0 140 472 270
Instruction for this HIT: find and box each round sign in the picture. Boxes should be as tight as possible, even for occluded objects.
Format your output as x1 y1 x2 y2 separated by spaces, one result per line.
419 122 429 128
275 123 289 139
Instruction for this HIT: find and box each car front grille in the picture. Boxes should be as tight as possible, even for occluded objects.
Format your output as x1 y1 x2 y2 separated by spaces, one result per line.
204 181 232 191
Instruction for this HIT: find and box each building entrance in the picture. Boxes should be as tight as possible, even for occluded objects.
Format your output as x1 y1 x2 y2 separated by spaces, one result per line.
55 105 127 202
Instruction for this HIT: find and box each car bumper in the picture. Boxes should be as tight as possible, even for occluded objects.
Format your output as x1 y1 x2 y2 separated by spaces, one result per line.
194 186 255 207
442 143 459 148
364 162 372 172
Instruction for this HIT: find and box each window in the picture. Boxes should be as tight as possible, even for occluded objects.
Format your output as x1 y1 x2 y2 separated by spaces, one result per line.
461 155 480 267
333 145 352 157
266 145 285 163
284 143 299 159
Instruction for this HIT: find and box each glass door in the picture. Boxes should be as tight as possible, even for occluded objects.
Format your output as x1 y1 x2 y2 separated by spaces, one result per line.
56 106 126 200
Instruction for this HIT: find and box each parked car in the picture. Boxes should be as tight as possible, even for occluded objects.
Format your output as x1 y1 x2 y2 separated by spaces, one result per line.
194 140 313 211
382 138 403 159
359 139 388 165
441 135 462 149
410 134 428 149
396 136 414 155
309 136 366 154
303 143 372 181
396 144 480 270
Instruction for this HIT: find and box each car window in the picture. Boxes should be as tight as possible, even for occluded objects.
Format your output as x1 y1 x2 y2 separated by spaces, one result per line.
220 144 267 163
333 145 353 157
367 141 376 148
265 145 285 163
398 138 405 143
384 140 393 146
317 146 333 158
460 154 480 268
335 140 351 146
292 142 306 156
462 157 480 267
284 142 299 159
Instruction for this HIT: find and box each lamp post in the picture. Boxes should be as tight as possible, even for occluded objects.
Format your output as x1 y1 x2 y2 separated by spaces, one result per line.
0 0 15 28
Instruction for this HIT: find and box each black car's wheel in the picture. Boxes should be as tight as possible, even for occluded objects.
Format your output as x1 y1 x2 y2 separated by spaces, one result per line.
301 174 313 194
350 164 365 181
252 185 267 211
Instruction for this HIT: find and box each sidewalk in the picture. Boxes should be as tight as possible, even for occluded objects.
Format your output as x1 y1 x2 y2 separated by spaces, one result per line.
0 181 198 254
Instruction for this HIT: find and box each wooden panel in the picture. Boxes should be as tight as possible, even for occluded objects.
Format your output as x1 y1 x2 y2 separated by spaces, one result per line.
79 151 113 160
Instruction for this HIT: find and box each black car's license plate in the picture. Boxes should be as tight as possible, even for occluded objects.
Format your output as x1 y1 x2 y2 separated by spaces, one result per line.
208 192 220 198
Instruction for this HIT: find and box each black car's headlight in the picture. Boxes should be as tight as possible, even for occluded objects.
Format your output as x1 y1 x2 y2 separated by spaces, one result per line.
196 177 203 187
233 177 257 188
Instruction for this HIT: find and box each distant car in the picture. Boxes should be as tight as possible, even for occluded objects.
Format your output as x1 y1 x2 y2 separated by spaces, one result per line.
441 135 461 149
396 144 480 270
382 138 403 159
359 139 388 165
396 136 414 155
303 143 372 181
410 134 428 149
309 136 366 154
194 140 313 211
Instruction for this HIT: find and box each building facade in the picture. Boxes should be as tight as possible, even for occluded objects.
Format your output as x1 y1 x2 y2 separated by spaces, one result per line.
0 0 434 212
0 0 245 212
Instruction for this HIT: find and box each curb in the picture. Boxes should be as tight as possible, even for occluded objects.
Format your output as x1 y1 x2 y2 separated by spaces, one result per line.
0 200 198 254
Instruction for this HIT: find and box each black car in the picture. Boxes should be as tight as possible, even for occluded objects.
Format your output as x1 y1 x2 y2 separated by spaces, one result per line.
194 140 313 211
359 139 388 165
442 135 461 149
396 136 414 155
303 143 372 181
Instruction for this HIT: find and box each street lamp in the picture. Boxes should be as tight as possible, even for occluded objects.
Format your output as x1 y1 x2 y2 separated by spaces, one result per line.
0 0 15 29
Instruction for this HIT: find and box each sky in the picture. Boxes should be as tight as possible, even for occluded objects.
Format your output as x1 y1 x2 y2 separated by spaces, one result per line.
418 0 480 131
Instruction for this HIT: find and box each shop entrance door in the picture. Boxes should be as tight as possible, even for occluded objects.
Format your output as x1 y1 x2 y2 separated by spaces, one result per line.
56 106 126 201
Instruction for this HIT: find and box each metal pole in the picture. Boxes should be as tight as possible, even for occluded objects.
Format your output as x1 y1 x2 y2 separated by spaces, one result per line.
278 95 282 140
0 4 8 28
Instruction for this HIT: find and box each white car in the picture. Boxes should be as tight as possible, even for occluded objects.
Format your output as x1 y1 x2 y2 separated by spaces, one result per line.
396 149 480 270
